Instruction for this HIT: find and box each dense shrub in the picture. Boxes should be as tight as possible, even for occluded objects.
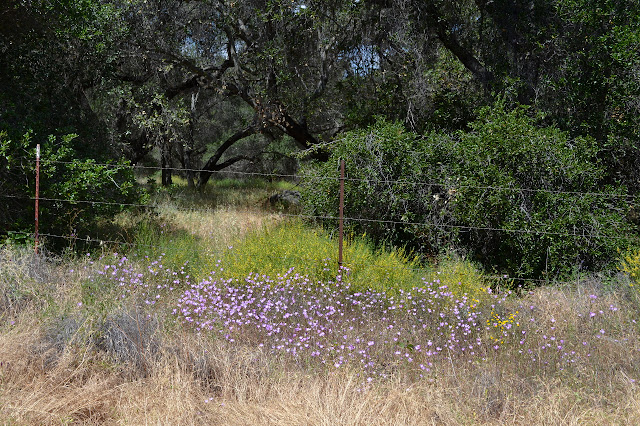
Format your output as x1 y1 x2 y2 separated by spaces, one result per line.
302 119 452 254
301 103 637 279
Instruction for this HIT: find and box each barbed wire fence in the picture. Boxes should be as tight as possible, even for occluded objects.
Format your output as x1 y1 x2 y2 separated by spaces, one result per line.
2 154 638 288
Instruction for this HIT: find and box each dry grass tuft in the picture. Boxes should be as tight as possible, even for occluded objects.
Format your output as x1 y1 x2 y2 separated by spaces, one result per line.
159 205 282 248
0 317 118 424
0 310 639 424
205 373 452 426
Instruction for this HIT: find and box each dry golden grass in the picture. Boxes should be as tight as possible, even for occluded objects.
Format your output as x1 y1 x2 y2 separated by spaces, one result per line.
157 204 283 248
2 199 640 424
0 302 638 425
0 317 458 425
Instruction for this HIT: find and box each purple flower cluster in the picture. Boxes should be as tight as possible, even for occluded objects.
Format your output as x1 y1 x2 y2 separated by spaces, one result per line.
173 267 509 378
89 253 187 306
512 292 627 371
85 255 634 383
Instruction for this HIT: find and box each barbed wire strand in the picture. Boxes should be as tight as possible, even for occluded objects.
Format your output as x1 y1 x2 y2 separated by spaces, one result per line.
39 159 638 201
9 230 588 287
1 193 155 209
1 193 632 241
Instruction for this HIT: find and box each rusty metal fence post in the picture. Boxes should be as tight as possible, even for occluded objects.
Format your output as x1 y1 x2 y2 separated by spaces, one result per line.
338 158 345 271
35 144 40 254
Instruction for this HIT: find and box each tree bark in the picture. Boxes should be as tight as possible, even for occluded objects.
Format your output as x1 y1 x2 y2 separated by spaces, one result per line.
196 125 258 188
160 133 172 187
421 2 494 87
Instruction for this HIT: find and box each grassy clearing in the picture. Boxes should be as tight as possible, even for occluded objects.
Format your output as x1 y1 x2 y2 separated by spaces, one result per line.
1 180 640 424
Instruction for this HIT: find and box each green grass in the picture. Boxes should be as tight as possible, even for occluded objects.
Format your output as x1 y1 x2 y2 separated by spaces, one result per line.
423 253 493 299
215 219 451 294
108 177 298 281
145 175 298 209
111 178 493 298
126 214 209 281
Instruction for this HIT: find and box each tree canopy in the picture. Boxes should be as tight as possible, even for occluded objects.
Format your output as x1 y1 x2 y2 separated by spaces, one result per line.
2 0 639 273
4 0 638 181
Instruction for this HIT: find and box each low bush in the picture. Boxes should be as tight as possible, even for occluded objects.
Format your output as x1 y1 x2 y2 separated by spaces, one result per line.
424 253 492 300
619 247 640 284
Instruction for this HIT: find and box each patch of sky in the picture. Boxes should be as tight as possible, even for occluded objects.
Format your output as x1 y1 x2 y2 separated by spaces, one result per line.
340 45 381 76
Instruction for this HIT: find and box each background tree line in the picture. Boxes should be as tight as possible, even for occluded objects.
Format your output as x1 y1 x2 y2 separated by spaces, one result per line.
1 0 639 277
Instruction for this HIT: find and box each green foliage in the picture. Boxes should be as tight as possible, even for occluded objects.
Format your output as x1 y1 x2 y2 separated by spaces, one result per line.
302 104 637 279
41 135 140 232
619 248 640 286
447 103 635 277
0 130 142 249
424 254 491 301
542 0 640 192
0 0 124 141
301 118 454 255
2 231 33 247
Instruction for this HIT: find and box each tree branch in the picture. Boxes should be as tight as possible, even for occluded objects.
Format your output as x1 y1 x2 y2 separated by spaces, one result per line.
422 2 494 86
197 124 259 187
